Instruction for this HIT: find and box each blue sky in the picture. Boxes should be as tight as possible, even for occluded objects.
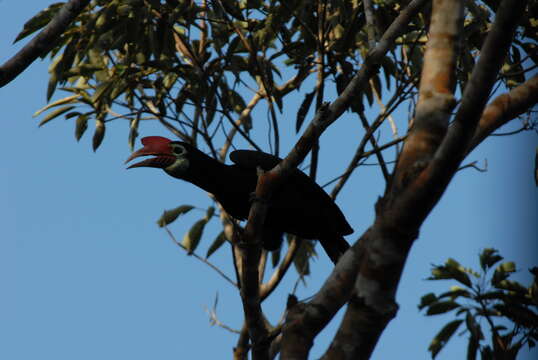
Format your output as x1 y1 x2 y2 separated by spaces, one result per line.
1 1 537 359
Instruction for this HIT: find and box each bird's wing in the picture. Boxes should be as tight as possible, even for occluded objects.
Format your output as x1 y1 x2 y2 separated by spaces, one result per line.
229 150 282 170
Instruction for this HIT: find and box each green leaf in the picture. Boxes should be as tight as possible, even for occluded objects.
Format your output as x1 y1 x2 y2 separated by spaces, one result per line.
426 301 461 315
418 293 438 310
38 105 76 127
428 320 463 358
494 280 528 293
429 259 473 287
492 261 517 285
91 81 113 104
33 94 79 116
206 231 227 258
204 206 215 221
381 56 395 90
438 286 472 301
14 3 64 43
479 248 503 271
296 90 315 133
465 311 484 341
293 237 316 278
156 205 195 227
476 290 506 301
128 116 139 151
65 111 82 119
182 219 206 254
92 119 106 151
74 114 89 141
47 72 59 101
497 261 516 273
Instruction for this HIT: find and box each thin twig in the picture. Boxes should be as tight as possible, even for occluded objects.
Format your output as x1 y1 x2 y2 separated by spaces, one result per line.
163 226 238 288
458 159 488 172
260 237 300 301
363 0 377 49
359 111 390 182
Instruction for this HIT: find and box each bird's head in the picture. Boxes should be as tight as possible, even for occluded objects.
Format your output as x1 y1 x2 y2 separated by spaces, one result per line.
125 136 191 175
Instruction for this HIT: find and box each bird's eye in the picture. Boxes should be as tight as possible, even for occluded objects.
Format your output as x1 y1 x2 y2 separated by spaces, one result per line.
172 145 185 155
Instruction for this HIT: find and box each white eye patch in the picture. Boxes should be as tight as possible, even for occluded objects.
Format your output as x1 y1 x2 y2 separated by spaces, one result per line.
171 144 187 156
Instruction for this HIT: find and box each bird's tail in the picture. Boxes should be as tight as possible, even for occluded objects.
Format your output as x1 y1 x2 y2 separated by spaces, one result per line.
319 236 350 264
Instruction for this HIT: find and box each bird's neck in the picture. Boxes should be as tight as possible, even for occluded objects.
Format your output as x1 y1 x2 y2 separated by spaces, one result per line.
170 152 232 195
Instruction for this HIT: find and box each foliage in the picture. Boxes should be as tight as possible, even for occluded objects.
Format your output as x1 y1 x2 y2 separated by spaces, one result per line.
10 0 538 358
419 249 538 359
20 0 538 267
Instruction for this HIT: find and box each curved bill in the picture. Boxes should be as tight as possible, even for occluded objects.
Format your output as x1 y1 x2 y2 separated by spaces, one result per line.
126 155 175 169
125 146 175 169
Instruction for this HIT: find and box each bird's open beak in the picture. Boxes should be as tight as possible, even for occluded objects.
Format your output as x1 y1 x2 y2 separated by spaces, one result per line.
125 136 175 169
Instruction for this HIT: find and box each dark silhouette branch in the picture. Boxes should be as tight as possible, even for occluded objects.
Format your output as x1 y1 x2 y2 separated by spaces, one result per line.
260 237 300 301
321 1 529 359
280 0 530 358
0 0 90 87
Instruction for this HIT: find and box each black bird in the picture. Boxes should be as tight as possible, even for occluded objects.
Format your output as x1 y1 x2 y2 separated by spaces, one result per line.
125 136 352 263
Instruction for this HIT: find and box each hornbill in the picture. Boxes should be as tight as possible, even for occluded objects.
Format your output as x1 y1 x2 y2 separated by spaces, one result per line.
125 136 352 263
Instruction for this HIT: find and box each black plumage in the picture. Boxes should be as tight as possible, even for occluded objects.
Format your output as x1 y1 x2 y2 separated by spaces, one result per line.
126 136 352 263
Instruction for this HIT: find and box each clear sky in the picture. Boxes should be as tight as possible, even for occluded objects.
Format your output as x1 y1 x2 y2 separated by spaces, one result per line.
1 1 536 359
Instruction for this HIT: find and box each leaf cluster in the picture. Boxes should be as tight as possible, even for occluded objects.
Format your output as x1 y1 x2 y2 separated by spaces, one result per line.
419 249 538 359
17 0 538 277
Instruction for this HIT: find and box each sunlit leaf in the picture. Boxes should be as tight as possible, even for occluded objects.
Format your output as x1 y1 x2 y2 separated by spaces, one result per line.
428 320 463 358
156 205 195 227
33 94 79 117
14 3 64 43
75 114 89 141
492 262 517 286
47 72 58 101
91 81 113 104
426 301 460 315
92 119 106 151
182 219 206 254
38 105 76 127
206 231 227 258
437 286 472 301
479 248 503 271
128 116 139 151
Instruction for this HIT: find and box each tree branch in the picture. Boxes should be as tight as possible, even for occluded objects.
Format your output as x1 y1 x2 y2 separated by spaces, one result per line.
321 1 529 359
238 168 271 360
260 237 300 301
467 74 538 154
242 1 429 358
0 0 91 87
430 0 528 187
363 0 377 50
389 0 463 201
